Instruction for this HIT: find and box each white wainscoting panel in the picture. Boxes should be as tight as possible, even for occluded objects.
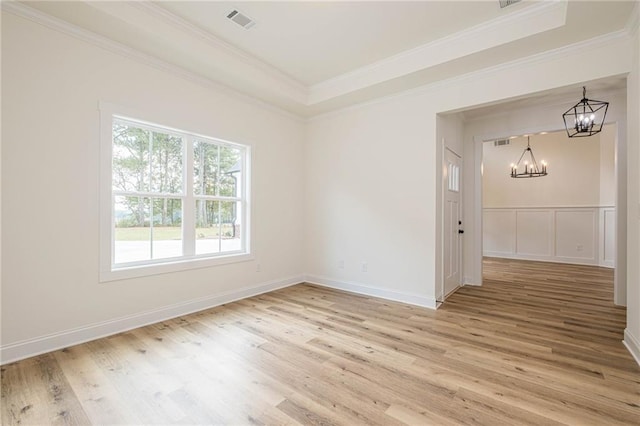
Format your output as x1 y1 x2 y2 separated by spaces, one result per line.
515 210 553 257
483 210 516 254
555 210 596 261
483 206 614 267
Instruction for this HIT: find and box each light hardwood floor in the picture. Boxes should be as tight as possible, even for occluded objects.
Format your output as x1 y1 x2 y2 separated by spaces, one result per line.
2 258 639 425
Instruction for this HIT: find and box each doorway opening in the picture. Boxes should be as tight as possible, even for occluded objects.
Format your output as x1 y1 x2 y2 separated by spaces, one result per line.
436 78 627 309
481 128 616 277
463 81 627 308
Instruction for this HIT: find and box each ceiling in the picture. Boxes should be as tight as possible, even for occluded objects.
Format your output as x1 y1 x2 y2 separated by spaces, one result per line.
157 1 529 85
8 1 638 117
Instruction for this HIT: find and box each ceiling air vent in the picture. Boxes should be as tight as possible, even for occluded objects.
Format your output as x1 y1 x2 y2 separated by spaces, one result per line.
227 10 256 29
499 0 521 8
494 139 511 147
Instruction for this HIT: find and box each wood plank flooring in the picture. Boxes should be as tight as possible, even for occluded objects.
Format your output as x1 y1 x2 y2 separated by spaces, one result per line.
2 258 639 425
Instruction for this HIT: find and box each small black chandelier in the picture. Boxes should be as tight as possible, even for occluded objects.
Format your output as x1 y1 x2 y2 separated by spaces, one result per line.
510 136 547 178
562 86 609 138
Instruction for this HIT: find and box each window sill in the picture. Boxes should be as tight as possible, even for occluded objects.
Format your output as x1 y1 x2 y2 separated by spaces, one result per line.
100 253 254 282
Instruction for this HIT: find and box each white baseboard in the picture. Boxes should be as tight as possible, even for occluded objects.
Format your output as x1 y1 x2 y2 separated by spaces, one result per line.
463 276 482 286
483 252 613 269
0 275 303 365
623 328 640 366
304 274 437 310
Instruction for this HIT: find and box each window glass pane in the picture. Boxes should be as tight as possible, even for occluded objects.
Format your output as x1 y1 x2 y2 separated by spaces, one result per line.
152 198 182 259
447 162 460 192
151 132 183 194
114 196 150 263
193 140 218 196
112 122 150 192
220 201 242 253
196 200 220 255
218 146 242 197
108 113 250 275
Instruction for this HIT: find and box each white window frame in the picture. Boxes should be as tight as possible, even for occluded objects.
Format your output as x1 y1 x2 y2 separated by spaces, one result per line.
100 102 252 282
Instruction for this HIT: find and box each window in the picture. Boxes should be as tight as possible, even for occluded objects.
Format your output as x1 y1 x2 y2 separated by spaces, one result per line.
447 162 460 192
100 106 250 281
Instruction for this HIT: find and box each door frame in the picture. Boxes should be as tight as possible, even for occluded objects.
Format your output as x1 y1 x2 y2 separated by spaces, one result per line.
471 120 625 305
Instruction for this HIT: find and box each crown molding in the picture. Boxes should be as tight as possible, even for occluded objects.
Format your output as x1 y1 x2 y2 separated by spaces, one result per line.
308 0 569 105
1 1 306 122
309 27 631 122
2 0 635 121
130 1 308 99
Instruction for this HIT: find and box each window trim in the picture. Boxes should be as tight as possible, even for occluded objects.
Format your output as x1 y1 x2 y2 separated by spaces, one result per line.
99 102 252 282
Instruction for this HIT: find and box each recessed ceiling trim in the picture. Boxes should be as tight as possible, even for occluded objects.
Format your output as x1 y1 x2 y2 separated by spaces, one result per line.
308 0 569 105
4 0 634 120
309 29 630 121
84 1 306 105
128 2 307 100
0 1 305 122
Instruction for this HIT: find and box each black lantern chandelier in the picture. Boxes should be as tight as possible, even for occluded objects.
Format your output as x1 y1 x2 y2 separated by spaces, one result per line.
562 86 609 138
510 136 547 178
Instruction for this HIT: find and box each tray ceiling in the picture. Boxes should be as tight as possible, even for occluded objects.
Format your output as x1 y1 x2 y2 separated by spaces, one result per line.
8 1 637 117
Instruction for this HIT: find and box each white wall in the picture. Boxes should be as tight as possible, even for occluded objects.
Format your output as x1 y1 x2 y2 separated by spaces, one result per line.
304 97 438 307
600 124 617 206
306 28 633 310
1 13 305 362
3 6 639 366
624 8 640 364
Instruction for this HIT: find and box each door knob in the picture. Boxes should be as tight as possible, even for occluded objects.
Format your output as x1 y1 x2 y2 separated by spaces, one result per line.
458 229 464 234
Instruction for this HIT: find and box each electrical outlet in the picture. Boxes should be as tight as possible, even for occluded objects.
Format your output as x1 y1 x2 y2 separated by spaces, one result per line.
576 244 583 252
338 260 344 269
256 263 261 272
361 261 368 272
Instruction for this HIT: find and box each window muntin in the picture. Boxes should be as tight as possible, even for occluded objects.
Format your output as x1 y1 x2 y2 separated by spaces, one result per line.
192 138 244 256
195 200 243 255
193 141 242 197
109 116 249 272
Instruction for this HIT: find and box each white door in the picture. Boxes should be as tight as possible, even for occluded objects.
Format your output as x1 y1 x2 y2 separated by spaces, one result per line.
444 149 462 298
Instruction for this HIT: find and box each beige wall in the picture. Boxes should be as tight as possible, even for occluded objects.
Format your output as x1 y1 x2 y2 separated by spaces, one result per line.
482 128 615 208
